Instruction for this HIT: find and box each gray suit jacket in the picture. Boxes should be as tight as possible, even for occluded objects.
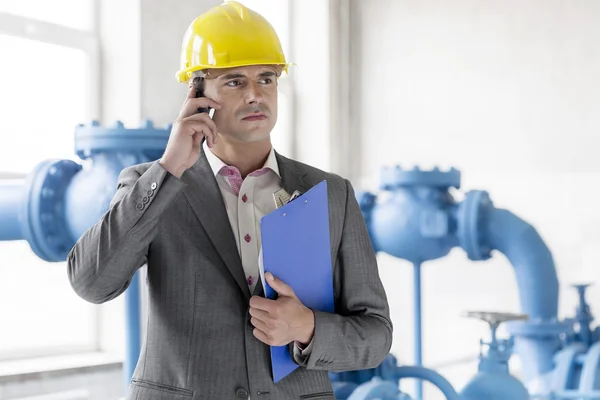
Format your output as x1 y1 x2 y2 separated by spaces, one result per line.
67 145 392 400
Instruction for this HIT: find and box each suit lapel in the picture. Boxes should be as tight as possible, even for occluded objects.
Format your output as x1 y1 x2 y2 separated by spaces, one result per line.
179 147 311 300
181 146 251 299
253 279 264 297
275 151 310 196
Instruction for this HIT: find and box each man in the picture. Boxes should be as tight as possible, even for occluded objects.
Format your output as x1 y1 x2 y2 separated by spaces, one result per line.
67 2 392 399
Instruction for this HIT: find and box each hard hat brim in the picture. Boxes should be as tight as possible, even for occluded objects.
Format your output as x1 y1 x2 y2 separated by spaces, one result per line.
176 61 294 83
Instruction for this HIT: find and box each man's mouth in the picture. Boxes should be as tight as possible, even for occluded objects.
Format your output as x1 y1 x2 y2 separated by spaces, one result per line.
242 113 267 121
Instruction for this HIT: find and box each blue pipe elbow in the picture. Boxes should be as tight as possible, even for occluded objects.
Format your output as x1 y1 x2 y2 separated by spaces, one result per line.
479 200 564 380
455 189 565 382
483 207 558 319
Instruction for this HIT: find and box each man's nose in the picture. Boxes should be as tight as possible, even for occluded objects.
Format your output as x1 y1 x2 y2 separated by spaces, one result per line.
244 82 264 104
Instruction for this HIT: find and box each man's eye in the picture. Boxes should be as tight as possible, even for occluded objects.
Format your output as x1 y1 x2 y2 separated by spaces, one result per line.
260 78 273 84
226 80 241 87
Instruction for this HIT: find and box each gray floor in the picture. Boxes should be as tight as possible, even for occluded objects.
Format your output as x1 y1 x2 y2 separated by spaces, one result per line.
0 363 122 400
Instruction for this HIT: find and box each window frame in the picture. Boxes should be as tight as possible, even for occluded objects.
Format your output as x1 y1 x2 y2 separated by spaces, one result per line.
0 2 102 362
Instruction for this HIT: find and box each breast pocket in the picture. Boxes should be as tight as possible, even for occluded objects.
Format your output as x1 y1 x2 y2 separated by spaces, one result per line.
300 392 336 399
128 378 194 399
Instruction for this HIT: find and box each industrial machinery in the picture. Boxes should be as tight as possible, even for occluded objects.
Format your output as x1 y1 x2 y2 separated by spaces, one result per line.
327 166 600 400
329 310 531 400
0 120 170 389
329 285 600 400
2 128 600 399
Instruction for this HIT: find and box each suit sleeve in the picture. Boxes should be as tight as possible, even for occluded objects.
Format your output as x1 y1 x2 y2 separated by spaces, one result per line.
67 161 187 304
300 178 393 371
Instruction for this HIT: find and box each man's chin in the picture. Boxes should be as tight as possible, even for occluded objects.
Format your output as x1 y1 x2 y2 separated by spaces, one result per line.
227 131 271 144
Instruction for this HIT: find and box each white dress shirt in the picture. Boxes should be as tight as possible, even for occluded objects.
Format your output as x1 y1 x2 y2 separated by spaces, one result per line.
202 141 313 359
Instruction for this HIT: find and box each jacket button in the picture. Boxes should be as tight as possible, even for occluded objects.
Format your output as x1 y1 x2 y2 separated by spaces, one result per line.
142 196 149 204
136 203 144 211
147 190 153 196
236 387 249 398
151 182 157 190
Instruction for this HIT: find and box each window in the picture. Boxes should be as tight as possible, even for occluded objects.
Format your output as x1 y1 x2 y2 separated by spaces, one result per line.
0 0 95 31
0 35 88 172
0 1 99 361
0 242 98 359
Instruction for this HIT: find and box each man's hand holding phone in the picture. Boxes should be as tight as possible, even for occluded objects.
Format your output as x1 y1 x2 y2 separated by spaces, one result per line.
159 87 221 179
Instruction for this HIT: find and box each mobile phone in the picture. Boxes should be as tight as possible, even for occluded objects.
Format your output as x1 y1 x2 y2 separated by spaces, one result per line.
192 77 210 114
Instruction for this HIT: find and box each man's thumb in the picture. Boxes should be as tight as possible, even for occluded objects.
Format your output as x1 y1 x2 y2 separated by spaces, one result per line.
266 273 294 297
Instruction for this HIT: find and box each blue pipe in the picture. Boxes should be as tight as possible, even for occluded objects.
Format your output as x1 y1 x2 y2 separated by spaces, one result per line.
483 208 562 380
394 366 462 400
552 343 587 391
484 209 558 319
574 284 594 348
414 262 423 400
578 341 600 393
0 180 23 240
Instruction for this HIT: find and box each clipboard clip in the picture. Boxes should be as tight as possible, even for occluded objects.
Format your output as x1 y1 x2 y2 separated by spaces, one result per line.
272 189 303 209
289 190 302 202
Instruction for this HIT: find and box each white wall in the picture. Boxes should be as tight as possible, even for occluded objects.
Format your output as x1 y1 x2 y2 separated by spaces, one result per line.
100 0 221 127
289 0 331 169
352 0 600 398
140 0 224 125
99 0 141 126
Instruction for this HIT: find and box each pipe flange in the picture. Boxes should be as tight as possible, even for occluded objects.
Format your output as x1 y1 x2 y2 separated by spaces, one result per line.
457 190 492 261
505 318 570 338
379 165 461 191
22 159 82 262
74 120 171 160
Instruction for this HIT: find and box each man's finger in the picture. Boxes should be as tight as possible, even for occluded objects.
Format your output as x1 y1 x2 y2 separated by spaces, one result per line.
189 97 222 110
179 97 221 119
193 131 209 147
180 121 212 146
183 113 218 137
249 307 271 322
249 296 276 312
186 85 196 99
250 317 269 332
182 114 218 145
179 116 218 147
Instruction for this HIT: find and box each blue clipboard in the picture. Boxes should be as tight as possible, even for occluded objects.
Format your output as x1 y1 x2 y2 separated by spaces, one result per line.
260 180 335 382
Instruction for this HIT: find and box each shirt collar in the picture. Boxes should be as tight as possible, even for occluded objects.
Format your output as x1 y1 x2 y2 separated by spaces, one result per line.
202 140 281 178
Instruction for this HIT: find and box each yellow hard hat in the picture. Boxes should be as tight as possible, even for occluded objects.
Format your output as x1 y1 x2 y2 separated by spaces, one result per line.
176 1 292 83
